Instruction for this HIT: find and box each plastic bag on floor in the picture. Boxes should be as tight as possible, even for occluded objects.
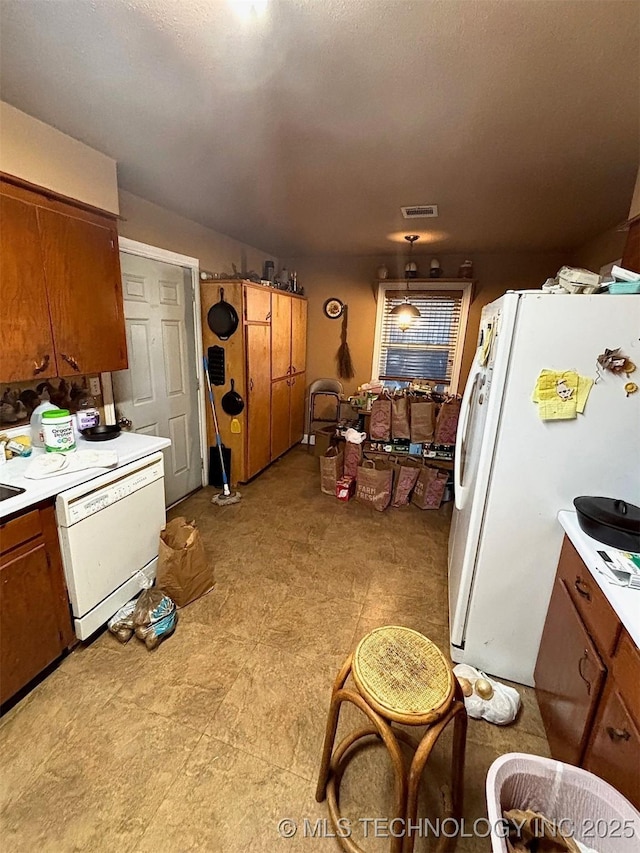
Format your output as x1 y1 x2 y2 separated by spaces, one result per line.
133 576 178 650
453 663 521 725
108 600 136 644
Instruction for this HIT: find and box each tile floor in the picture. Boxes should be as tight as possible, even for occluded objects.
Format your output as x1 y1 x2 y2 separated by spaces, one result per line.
0 448 550 852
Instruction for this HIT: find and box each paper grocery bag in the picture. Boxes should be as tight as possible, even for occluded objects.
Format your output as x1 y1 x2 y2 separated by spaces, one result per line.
157 517 214 607
434 399 461 443
411 466 448 510
389 457 422 507
320 446 344 495
356 460 394 512
410 399 436 443
391 396 411 439
370 397 392 440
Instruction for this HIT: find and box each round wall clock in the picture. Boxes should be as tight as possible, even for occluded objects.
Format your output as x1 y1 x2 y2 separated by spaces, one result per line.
323 298 345 319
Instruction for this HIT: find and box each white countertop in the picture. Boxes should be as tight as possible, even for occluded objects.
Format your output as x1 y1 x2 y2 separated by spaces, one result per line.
0 432 171 520
558 510 640 648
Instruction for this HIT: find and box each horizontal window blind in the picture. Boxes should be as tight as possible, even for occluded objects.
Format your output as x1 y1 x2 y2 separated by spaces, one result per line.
378 290 463 384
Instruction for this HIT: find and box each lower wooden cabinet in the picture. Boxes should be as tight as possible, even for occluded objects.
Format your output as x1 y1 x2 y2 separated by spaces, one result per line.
0 504 74 706
535 580 605 765
583 679 640 807
271 372 306 461
536 536 640 809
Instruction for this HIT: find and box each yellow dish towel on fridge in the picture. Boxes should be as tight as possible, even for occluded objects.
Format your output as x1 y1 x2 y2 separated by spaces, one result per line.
532 370 594 420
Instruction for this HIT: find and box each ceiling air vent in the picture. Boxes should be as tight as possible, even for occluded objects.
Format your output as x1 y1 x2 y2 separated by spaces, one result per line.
401 204 439 219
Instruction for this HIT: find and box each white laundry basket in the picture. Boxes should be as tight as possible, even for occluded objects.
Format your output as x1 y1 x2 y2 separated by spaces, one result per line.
486 753 640 853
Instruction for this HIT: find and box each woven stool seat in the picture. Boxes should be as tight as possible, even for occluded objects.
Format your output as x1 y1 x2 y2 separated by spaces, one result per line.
353 625 453 723
316 626 467 853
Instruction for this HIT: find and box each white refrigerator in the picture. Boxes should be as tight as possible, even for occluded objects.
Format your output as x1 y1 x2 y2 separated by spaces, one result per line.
448 292 640 686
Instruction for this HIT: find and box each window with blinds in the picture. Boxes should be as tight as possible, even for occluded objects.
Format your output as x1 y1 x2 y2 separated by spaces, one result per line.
378 290 463 384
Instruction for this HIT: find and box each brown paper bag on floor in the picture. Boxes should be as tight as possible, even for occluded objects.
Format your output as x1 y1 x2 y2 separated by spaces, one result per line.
157 517 214 607
410 399 436 443
391 396 411 439
411 466 448 510
356 460 394 512
390 457 422 507
320 446 344 495
344 440 363 479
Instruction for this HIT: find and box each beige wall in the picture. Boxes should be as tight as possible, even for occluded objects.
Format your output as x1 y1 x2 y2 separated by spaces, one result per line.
629 166 640 222
571 226 626 273
0 102 119 213
118 190 276 273
286 251 566 395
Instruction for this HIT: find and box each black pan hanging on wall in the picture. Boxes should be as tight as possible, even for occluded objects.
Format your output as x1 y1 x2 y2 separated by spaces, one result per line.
221 379 245 416
207 288 239 340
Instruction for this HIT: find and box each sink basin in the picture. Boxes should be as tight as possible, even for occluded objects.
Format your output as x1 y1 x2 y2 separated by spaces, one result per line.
0 483 26 502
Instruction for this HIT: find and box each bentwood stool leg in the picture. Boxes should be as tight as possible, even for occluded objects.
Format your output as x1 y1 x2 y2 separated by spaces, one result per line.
325 688 407 853
316 654 353 802
402 700 466 853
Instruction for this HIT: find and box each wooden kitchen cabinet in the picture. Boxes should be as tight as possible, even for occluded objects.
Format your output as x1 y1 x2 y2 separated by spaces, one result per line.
0 194 58 381
246 324 272 479
38 208 127 375
535 580 605 765
0 504 74 706
271 292 293 380
201 280 308 484
0 174 127 381
291 298 308 376
536 536 640 808
271 376 292 461
583 679 640 807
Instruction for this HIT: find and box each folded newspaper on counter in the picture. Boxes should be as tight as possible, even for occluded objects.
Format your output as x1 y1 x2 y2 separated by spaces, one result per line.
596 547 640 590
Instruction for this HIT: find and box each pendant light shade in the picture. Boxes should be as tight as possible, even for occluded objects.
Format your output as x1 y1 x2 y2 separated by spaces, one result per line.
390 300 420 332
393 235 421 331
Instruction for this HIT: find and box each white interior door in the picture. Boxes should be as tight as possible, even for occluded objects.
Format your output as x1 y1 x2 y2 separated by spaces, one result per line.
112 254 202 506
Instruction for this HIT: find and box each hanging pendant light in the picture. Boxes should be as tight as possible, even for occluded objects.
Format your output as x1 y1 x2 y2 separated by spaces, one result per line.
391 235 421 331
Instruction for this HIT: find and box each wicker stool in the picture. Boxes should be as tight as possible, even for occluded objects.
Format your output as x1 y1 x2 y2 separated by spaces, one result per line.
316 626 467 853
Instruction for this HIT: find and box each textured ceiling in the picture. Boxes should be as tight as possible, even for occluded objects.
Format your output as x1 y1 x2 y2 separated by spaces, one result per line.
1 0 638 257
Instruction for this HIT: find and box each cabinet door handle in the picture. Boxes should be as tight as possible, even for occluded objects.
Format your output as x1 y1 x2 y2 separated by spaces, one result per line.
33 354 50 375
265 311 271 321
574 577 591 601
61 353 81 372
249 378 254 392
606 727 631 742
578 650 592 695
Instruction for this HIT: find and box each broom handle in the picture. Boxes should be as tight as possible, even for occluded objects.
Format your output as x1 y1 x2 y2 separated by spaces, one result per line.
203 356 231 492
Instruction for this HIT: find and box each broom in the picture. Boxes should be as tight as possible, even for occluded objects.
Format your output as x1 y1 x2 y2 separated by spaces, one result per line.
203 356 241 506
336 304 354 380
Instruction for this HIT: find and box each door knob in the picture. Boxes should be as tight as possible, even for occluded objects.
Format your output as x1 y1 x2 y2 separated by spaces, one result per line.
117 417 133 430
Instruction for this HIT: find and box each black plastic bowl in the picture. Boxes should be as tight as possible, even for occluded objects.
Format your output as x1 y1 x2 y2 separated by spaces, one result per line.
81 425 122 442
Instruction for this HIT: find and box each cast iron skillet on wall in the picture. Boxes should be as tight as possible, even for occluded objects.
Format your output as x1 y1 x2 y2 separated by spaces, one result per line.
221 379 244 416
207 288 239 340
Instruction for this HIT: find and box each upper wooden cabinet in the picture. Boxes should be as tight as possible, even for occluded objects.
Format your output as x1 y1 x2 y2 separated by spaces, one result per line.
271 291 293 379
0 176 127 381
0 194 57 381
291 298 308 375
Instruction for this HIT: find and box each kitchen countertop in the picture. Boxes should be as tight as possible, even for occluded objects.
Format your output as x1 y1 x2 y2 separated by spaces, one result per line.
558 509 640 648
0 432 171 520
